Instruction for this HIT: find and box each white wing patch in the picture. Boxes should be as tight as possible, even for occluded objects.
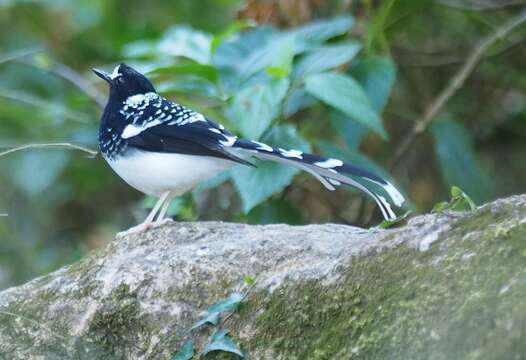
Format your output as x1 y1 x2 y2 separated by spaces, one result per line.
121 119 162 139
251 141 273 152
314 158 343 169
180 113 206 126
279 148 303 159
219 134 237 147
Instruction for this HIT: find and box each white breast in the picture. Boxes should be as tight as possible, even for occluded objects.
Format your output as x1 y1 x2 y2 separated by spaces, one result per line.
106 150 233 197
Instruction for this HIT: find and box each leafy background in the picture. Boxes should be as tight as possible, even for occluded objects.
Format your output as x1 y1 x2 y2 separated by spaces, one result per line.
1 0 526 289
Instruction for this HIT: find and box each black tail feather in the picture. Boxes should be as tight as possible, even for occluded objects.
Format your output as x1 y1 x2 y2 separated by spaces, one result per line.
231 139 405 220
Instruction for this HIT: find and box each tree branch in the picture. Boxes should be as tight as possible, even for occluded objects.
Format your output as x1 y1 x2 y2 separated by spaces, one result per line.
48 61 106 108
390 8 526 170
0 143 98 159
394 32 526 68
0 48 43 65
19 59 106 109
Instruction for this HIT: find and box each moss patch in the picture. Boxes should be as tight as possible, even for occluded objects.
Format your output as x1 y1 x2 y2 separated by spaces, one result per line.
72 282 148 359
229 207 526 359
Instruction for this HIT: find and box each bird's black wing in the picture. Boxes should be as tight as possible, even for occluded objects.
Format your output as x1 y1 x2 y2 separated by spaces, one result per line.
120 95 252 166
127 121 253 166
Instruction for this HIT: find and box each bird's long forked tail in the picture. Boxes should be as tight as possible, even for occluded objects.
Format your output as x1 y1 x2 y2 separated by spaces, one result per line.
230 139 405 221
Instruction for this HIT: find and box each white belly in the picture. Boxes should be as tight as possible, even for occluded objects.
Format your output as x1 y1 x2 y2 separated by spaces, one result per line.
106 150 233 197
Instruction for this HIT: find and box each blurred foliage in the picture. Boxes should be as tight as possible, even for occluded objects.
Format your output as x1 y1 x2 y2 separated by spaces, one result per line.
1 0 526 289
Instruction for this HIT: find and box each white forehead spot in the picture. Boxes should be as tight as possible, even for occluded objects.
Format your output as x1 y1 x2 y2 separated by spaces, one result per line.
109 64 122 80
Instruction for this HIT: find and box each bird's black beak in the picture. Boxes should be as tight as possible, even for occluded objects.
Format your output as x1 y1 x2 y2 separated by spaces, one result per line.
92 68 112 83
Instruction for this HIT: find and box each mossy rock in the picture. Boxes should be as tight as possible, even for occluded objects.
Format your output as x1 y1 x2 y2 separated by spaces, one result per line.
0 195 525 359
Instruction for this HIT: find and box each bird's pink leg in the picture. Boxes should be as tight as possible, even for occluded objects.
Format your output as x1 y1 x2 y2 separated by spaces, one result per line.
154 192 174 226
117 191 170 237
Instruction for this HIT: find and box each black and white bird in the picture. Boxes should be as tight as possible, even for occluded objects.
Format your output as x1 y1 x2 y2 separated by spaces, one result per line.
93 63 405 234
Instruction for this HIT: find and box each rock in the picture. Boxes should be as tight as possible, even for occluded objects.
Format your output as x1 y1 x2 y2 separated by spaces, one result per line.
1 195 526 359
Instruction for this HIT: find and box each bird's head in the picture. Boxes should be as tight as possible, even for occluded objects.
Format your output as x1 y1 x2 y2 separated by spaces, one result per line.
93 63 156 103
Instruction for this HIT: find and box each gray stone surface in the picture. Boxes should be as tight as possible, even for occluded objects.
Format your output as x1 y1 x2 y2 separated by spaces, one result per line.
1 194 525 359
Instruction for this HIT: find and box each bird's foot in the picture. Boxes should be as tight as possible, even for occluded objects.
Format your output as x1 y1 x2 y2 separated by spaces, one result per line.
116 221 153 238
116 218 174 238
153 218 174 228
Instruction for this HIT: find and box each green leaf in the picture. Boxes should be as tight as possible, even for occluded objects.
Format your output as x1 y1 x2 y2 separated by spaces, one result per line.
232 161 296 214
214 17 355 91
431 201 450 213
305 72 387 138
214 27 275 69
203 329 244 358
266 35 295 78
330 111 368 150
290 16 355 51
351 56 396 113
213 26 276 92
226 76 289 139
364 0 396 53
451 186 476 210
171 339 193 360
122 40 157 59
158 25 212 64
283 88 316 117
236 33 294 84
211 20 254 53
329 56 395 148
232 125 311 213
293 42 361 80
124 26 212 64
207 293 243 313
191 293 243 331
432 186 476 213
432 120 492 204
148 63 218 83
243 275 255 286
214 17 354 91
192 171 231 195
377 211 412 229
191 312 220 331
157 78 220 99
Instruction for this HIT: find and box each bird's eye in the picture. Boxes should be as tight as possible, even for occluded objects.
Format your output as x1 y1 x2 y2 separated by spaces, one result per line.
117 77 125 84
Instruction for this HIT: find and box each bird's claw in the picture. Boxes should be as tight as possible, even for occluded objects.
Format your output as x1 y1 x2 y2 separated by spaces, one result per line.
153 218 174 227
116 221 153 238
116 218 174 238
